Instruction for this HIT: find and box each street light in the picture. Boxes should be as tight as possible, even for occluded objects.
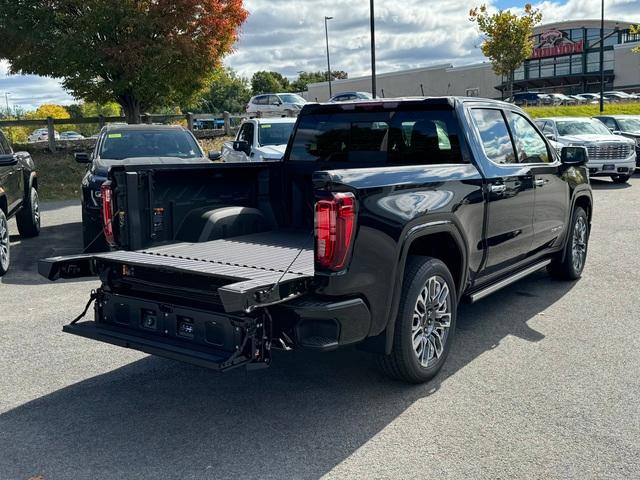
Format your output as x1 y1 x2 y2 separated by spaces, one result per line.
370 0 376 98
599 0 605 113
324 16 333 98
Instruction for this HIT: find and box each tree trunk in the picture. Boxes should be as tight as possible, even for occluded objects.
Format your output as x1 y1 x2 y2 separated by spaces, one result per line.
118 95 142 124
507 70 514 101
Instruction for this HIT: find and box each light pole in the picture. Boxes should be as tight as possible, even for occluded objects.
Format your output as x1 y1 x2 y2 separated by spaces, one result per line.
599 0 605 113
3 92 9 116
370 0 377 98
324 16 333 98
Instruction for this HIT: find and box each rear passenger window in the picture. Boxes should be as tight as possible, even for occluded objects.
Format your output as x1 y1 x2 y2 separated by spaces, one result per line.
471 109 516 164
506 112 550 163
288 108 464 165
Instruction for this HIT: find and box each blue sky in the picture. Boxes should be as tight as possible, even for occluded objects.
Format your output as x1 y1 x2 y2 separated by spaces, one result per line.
1 0 639 111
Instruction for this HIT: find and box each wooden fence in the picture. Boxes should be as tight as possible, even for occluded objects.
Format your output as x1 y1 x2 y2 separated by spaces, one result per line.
0 112 246 152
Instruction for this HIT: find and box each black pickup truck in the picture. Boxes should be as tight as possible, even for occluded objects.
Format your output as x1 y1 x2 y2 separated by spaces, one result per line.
0 129 40 276
40 97 593 383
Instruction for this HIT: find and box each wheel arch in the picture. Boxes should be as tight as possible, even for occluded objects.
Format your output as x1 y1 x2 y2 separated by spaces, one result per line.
380 221 469 354
0 191 7 215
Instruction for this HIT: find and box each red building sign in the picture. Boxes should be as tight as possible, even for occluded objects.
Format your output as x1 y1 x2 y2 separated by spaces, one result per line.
531 29 584 59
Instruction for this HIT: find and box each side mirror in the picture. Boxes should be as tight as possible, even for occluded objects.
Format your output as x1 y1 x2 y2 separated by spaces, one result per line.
74 152 91 163
233 140 251 155
612 130 623 135
0 153 18 166
208 150 221 161
544 133 556 141
561 146 588 166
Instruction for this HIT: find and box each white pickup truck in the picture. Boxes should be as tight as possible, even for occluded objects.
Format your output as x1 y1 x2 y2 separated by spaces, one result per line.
221 117 296 163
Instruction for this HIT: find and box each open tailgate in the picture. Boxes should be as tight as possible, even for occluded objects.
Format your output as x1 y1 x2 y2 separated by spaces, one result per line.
39 231 314 313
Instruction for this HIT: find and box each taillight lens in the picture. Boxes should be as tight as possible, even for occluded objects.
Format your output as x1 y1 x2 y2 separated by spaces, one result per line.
100 181 116 246
315 192 356 271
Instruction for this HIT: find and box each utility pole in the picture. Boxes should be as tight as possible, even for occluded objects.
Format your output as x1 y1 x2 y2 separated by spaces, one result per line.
324 16 333 98
370 0 377 98
599 0 605 113
3 92 9 116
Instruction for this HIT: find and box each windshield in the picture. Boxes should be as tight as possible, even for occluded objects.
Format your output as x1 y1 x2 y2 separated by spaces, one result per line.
556 120 612 136
278 94 306 105
99 129 201 160
257 122 295 146
618 118 640 132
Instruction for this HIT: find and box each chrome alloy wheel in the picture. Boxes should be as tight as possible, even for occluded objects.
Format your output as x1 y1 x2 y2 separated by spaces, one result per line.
32 190 41 228
0 215 8 270
412 275 452 367
572 216 587 273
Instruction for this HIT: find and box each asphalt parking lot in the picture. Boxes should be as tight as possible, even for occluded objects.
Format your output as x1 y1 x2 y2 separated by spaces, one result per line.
1 175 639 480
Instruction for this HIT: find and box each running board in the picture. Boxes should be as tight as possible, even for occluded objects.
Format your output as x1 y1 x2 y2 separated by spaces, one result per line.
465 259 552 303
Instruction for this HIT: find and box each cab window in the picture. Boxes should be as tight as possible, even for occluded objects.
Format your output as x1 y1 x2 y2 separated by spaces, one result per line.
506 112 550 163
238 123 254 145
470 109 517 164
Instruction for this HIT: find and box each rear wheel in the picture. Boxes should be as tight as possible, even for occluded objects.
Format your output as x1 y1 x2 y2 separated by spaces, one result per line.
548 207 589 280
16 187 41 238
0 209 10 276
378 256 457 383
611 174 631 184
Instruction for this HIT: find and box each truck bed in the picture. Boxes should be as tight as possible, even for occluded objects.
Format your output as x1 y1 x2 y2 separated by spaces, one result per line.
93 230 314 313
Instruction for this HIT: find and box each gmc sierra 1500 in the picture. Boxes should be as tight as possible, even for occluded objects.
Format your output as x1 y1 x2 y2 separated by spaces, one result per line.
40 97 593 383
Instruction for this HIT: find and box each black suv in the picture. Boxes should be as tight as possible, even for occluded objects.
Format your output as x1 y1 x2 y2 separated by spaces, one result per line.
0 129 40 276
75 124 213 252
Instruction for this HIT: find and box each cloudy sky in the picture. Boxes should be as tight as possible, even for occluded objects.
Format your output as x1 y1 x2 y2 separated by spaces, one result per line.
1 0 639 110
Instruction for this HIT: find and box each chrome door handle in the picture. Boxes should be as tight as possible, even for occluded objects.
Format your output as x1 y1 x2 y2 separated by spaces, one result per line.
490 184 506 193
534 179 546 187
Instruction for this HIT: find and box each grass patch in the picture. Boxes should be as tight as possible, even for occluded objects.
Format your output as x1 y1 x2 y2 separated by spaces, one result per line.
25 137 235 202
524 102 640 118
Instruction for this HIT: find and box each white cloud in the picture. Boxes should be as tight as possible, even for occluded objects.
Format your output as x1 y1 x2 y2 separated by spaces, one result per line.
2 0 640 110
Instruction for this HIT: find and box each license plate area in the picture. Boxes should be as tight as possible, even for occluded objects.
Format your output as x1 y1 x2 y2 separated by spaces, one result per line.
602 164 615 171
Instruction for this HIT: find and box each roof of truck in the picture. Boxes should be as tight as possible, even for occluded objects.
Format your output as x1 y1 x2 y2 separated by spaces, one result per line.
102 123 186 131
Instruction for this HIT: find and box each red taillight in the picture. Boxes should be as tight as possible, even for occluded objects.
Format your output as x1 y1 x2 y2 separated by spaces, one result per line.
315 192 356 271
100 181 116 246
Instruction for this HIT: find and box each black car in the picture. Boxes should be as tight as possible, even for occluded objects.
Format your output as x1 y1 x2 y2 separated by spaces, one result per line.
43 97 592 384
75 124 215 252
593 115 640 167
0 129 40 276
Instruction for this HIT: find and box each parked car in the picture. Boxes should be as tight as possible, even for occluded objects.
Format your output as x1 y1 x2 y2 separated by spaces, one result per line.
0 129 40 276
569 95 588 104
27 128 60 143
575 93 604 104
59 131 85 140
602 91 638 102
41 97 593 384
329 91 373 102
246 93 307 115
593 115 640 167
220 117 296 163
535 117 636 183
509 92 553 106
74 124 214 252
548 93 577 105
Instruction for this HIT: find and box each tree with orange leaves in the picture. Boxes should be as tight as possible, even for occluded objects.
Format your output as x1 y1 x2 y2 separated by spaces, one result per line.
0 0 248 122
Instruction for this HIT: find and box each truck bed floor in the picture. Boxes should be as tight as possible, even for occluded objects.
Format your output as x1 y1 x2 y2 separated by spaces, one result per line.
95 230 314 306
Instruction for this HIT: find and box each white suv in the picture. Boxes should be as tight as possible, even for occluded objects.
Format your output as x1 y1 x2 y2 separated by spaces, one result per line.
246 93 307 115
536 117 636 184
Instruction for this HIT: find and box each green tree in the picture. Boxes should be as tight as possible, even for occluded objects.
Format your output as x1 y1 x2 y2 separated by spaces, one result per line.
290 71 349 92
469 4 542 99
251 71 291 94
0 0 248 123
197 67 251 113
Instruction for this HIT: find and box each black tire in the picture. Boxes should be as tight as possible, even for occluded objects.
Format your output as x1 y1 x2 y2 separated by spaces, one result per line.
16 186 41 238
548 206 589 280
378 256 457 384
0 209 10 277
611 174 631 184
82 207 107 253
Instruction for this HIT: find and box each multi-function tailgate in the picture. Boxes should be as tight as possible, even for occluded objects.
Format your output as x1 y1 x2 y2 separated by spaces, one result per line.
39 231 314 313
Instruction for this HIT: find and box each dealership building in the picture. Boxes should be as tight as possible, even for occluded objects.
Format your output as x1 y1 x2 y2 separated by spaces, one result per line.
306 19 640 101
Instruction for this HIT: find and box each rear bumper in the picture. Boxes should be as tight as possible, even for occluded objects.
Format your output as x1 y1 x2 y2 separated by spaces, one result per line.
286 297 371 351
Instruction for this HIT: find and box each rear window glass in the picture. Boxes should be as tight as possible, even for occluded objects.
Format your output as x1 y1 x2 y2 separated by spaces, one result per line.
289 108 464 165
99 129 201 160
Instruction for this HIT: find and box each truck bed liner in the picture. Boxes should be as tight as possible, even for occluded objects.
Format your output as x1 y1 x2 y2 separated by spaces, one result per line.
94 230 315 313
